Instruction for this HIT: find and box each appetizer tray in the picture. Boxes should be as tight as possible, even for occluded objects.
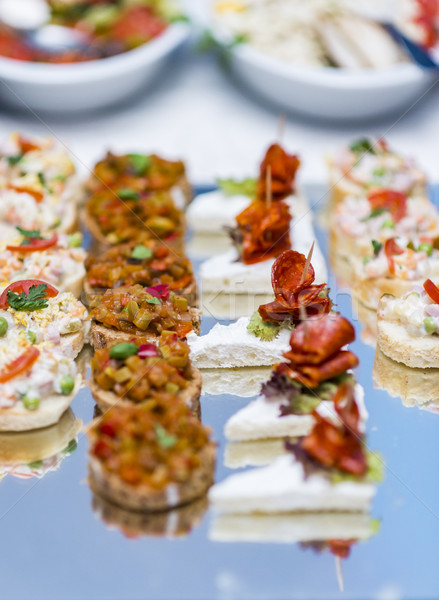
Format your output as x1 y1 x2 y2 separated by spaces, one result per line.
1 184 438 600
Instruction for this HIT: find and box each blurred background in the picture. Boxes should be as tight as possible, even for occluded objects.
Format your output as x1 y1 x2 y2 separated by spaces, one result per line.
0 0 438 184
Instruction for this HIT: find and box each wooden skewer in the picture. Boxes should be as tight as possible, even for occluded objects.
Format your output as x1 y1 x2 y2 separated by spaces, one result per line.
335 556 344 593
300 242 315 285
266 165 272 209
277 113 286 143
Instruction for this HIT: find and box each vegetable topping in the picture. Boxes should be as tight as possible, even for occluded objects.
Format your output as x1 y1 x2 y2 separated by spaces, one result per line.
0 281 59 311
88 284 194 338
92 332 194 403
90 402 213 490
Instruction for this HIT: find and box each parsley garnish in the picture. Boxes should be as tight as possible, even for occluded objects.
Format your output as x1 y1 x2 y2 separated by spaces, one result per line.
7 284 49 311
37 172 46 187
16 226 42 239
360 207 388 222
349 138 376 155
372 240 383 256
7 154 23 166
146 297 162 306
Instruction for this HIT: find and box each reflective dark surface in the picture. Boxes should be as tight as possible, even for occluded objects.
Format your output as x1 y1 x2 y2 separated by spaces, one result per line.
0 186 438 600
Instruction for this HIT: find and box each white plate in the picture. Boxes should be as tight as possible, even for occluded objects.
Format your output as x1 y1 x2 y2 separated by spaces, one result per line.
0 22 190 113
225 42 438 122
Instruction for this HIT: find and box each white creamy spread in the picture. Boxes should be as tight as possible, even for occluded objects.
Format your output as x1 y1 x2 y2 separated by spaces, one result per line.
187 316 291 368
380 288 439 336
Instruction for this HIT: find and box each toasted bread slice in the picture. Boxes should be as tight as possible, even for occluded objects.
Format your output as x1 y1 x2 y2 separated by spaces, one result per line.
60 329 87 360
89 367 202 418
89 443 216 512
90 307 201 349
0 374 81 432
377 318 439 368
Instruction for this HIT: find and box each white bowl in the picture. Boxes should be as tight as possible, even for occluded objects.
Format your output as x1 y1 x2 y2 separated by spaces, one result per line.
226 43 438 122
0 22 190 113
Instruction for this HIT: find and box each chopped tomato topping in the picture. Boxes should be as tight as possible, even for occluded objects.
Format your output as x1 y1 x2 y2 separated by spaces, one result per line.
0 347 39 383
0 280 58 309
424 279 439 304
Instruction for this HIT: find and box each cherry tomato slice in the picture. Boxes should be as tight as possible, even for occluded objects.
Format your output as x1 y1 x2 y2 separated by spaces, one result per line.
7 234 58 253
0 280 59 309
0 347 40 383
424 279 439 304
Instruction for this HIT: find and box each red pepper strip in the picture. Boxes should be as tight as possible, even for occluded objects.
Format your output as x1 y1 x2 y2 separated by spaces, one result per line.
7 234 58 253
424 279 439 304
384 238 405 275
7 185 44 203
0 347 40 383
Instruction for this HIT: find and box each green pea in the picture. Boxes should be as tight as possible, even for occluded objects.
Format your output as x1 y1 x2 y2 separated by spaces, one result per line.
381 219 395 229
363 256 373 265
424 316 437 335
109 343 139 360
131 245 152 260
128 153 151 175
22 395 40 411
0 317 8 337
60 375 75 395
418 242 433 256
26 330 37 344
372 167 386 177
28 460 43 470
68 232 82 248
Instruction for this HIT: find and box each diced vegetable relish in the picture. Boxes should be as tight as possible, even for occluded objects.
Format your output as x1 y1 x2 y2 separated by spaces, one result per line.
86 240 193 291
90 152 186 192
92 333 193 402
89 284 194 338
90 402 212 489
87 188 184 244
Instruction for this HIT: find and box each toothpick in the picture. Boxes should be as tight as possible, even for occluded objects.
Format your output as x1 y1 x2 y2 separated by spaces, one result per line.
266 165 272 209
335 556 344 593
300 242 314 285
277 113 286 143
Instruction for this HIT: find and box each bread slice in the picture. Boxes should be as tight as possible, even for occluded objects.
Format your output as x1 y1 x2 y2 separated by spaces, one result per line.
88 443 216 512
92 492 208 538
90 307 201 349
89 368 202 418
187 317 291 369
355 299 378 347
210 511 376 544
209 454 376 514
373 346 439 409
60 329 88 360
0 374 81 432
352 274 418 311
377 318 439 368
224 439 287 469
225 384 366 442
187 189 252 235
201 366 272 397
